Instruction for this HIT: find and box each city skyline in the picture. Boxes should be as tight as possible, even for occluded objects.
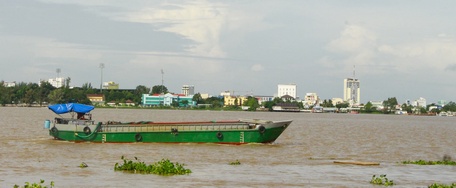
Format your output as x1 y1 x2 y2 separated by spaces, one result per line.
2 76 440 106
1 1 455 104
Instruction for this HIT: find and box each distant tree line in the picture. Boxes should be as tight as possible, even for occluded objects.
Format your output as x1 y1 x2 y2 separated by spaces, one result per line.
361 97 456 114
0 80 229 109
0 80 160 106
2 80 454 113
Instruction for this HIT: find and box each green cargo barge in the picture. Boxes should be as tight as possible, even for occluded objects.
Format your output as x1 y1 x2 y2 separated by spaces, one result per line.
45 103 292 144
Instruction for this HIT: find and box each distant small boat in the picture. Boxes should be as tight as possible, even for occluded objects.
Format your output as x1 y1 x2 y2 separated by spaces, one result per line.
438 112 448 116
45 103 292 144
349 110 359 114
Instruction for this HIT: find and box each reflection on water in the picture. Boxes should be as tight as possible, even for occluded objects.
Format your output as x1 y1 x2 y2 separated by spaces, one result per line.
1 107 455 187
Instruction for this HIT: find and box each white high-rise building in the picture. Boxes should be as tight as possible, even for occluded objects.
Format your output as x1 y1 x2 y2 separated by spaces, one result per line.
48 77 65 88
182 85 194 96
343 78 360 105
278 84 297 99
414 97 426 108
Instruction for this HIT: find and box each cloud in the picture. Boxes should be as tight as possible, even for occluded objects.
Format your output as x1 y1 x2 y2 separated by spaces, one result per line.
120 1 228 58
327 24 377 54
0 1 194 53
322 24 378 74
323 24 456 77
378 36 456 71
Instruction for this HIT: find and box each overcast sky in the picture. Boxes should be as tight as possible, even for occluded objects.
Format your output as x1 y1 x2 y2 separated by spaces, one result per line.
1 0 455 104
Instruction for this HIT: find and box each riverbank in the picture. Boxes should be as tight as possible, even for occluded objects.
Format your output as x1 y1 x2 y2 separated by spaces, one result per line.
1 104 454 116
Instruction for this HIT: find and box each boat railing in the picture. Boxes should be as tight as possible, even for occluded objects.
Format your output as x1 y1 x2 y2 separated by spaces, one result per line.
55 117 94 126
100 122 253 133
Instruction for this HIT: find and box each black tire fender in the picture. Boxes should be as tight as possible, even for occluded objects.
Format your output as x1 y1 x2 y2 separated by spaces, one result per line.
83 126 91 135
135 133 142 142
51 127 58 136
216 131 223 139
258 125 266 134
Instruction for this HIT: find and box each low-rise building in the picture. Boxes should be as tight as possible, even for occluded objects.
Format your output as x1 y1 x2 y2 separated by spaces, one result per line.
3 81 16 87
280 94 295 102
103 81 119 90
200 93 210 99
304 93 319 106
224 95 248 106
87 94 105 104
142 93 195 107
369 101 384 110
331 98 344 106
272 103 300 112
220 91 231 97
255 95 274 105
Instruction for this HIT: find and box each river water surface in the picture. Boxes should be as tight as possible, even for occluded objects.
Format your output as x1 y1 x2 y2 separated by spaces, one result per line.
1 107 455 187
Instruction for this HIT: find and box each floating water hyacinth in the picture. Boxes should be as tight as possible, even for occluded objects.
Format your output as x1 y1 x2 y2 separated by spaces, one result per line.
401 160 456 165
428 182 456 188
370 174 394 186
114 156 191 175
13 179 55 188
229 159 241 165
79 162 88 168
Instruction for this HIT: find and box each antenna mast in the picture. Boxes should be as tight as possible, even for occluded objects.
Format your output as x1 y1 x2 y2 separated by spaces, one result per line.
56 68 61 88
353 65 356 79
99 63 105 93
351 65 357 105
161 69 164 94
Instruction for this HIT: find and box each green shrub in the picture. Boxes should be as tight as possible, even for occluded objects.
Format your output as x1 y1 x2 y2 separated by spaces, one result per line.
428 183 456 188
403 155 456 166
229 160 241 165
13 179 54 188
401 160 456 165
114 156 191 175
370 174 394 186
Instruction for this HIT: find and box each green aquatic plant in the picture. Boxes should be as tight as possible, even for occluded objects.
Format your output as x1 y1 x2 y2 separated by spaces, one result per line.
229 159 241 165
402 155 456 166
370 174 394 186
13 179 54 188
428 183 456 188
79 162 88 168
114 156 191 175
401 160 456 165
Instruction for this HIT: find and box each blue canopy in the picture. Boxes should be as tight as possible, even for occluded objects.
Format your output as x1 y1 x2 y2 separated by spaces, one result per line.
48 103 95 114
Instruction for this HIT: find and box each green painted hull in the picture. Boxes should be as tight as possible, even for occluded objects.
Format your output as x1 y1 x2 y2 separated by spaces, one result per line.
48 120 292 144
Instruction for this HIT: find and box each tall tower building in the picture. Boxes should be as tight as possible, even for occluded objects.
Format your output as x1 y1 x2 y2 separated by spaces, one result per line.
182 85 194 96
343 66 360 106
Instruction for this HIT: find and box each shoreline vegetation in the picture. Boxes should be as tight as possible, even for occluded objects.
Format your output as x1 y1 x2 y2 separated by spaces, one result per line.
1 81 455 115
